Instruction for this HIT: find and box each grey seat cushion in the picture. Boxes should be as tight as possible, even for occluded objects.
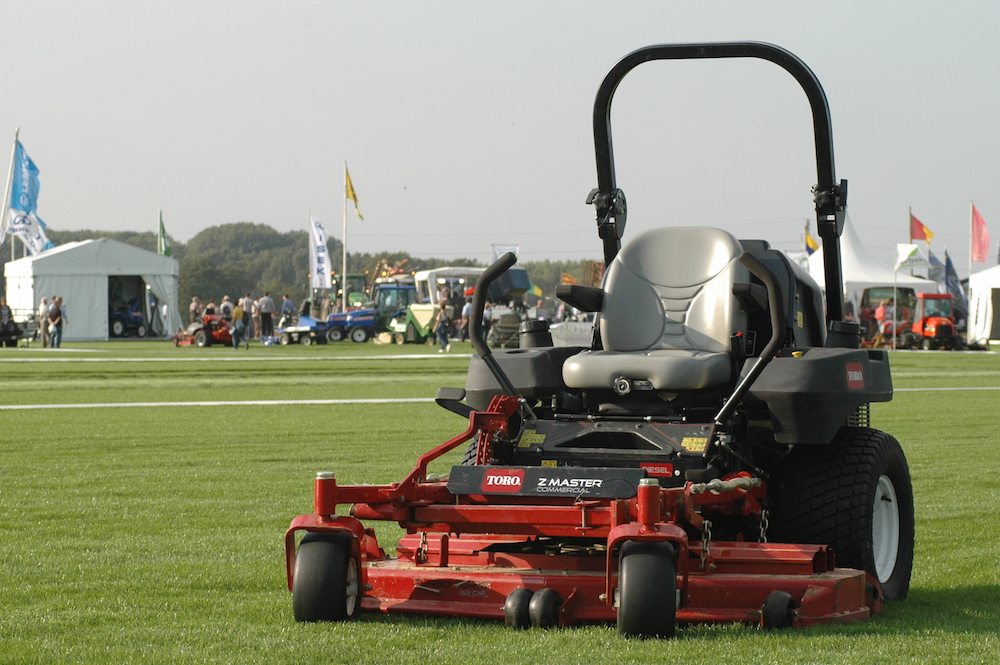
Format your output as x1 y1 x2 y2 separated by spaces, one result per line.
563 349 733 391
563 226 746 391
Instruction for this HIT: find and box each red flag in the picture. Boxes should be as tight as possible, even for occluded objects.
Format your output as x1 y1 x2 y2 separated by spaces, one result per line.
971 204 991 263
909 212 933 242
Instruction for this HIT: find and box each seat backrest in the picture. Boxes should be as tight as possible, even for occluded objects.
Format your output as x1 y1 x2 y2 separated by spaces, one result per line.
600 227 747 353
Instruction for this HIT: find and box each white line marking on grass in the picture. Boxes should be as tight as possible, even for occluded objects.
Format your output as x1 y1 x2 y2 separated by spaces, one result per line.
4 387 998 411
895 386 1000 392
0 398 436 411
0 354 471 363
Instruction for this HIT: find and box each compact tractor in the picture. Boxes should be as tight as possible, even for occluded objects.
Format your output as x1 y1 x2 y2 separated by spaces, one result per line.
905 292 960 350
284 42 913 637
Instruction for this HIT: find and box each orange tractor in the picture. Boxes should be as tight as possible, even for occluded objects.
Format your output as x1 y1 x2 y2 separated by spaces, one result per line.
904 293 960 350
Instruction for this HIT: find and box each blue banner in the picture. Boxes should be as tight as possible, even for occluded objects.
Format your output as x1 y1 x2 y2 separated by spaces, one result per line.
944 251 968 321
10 140 40 214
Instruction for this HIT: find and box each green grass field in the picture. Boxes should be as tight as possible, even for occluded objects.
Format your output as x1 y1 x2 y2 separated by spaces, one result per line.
1 342 998 664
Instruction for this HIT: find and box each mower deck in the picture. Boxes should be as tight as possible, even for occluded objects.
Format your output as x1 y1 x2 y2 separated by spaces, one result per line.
358 536 873 627
285 459 880 630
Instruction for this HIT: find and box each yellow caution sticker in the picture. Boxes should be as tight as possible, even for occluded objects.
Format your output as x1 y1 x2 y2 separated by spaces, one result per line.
681 436 708 453
518 429 546 448
541 459 558 468
796 310 804 328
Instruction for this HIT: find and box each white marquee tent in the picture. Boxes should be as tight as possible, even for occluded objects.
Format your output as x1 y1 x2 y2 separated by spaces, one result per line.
3 239 183 341
807 216 939 314
968 265 1000 345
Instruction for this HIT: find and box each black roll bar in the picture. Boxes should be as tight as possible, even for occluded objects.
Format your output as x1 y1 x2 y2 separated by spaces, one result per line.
590 42 847 323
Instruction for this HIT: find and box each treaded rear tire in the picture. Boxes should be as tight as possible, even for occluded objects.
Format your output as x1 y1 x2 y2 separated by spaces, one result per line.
769 426 914 601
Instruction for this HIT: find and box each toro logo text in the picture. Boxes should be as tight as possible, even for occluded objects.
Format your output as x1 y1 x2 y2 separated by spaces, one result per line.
846 362 865 390
481 468 525 493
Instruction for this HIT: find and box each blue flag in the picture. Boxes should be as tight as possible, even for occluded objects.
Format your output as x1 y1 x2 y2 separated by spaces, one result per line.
927 250 945 286
10 140 41 215
943 251 968 322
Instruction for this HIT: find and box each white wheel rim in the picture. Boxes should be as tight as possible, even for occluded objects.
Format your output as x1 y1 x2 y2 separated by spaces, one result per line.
872 474 900 583
345 558 359 615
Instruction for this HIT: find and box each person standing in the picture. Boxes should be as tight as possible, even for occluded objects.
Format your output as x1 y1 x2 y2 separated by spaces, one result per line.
231 301 246 349
251 296 262 341
219 295 233 322
48 296 64 348
434 298 451 353
280 294 296 323
37 297 50 347
259 292 275 338
239 292 254 346
189 296 202 325
459 297 472 341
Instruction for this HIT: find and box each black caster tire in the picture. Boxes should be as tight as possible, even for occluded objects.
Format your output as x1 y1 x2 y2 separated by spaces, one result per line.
292 533 360 622
617 541 676 639
503 588 533 629
761 590 795 629
528 587 561 629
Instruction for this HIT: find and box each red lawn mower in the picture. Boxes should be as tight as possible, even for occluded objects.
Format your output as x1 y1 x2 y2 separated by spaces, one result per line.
285 42 913 637
174 314 233 347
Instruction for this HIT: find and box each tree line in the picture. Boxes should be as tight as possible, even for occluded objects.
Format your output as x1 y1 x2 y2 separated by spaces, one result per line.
5 224 597 307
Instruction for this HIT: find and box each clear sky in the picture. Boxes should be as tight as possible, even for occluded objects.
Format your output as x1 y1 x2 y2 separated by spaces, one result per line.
1 1 997 275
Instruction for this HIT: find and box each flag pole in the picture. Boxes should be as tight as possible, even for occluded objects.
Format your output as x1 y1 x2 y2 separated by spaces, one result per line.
968 201 973 283
2 128 20 262
342 163 348 314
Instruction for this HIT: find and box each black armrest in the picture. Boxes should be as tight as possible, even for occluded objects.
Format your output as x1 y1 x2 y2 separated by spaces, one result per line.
435 387 473 419
556 285 603 312
733 282 768 313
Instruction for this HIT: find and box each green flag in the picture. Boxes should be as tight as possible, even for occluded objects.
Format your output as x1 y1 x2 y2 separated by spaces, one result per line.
158 210 172 257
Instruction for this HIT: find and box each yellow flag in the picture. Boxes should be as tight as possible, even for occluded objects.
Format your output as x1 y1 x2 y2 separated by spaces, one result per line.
345 165 364 221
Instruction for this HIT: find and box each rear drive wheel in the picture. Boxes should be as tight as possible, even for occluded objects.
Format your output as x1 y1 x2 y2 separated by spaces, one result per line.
350 327 370 343
292 533 359 622
194 330 210 347
617 541 676 638
770 427 914 601
136 324 147 338
299 335 312 346
327 328 345 342
111 319 126 337
280 334 291 346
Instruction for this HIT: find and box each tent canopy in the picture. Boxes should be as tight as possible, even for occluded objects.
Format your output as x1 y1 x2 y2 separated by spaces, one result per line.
807 216 939 307
968 264 1000 344
4 238 182 341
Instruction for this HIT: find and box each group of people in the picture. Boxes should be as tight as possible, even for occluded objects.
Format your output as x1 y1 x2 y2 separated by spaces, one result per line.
36 296 66 348
188 292 299 348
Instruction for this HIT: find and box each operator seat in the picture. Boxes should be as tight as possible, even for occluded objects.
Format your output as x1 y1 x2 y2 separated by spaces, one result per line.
562 226 747 392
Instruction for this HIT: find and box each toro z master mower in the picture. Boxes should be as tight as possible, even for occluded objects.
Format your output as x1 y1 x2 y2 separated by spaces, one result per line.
285 42 913 637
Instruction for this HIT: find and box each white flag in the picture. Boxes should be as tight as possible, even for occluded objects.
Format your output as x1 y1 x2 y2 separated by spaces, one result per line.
8 210 55 255
309 215 332 289
894 243 929 272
